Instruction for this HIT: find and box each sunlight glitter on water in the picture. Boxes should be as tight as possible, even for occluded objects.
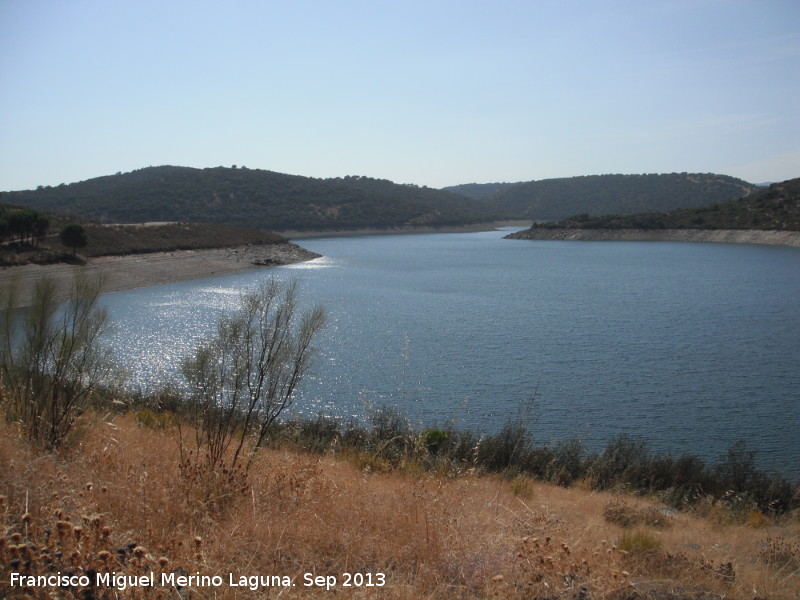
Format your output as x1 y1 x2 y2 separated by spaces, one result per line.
282 256 338 270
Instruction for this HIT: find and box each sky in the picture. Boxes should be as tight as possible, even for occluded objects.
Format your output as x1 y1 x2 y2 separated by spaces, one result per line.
1 0 799 191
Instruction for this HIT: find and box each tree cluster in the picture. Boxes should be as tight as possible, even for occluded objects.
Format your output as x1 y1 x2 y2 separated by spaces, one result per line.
0 207 50 247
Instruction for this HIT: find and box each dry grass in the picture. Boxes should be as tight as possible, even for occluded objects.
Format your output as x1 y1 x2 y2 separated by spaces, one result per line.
1 416 798 599
78 223 285 257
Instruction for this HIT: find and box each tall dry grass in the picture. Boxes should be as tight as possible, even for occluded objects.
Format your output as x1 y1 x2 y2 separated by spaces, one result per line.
1 415 798 599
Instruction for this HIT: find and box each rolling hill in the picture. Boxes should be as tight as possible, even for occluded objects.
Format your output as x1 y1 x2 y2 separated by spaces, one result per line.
4 168 759 232
531 177 800 231
2 166 496 232
451 173 756 221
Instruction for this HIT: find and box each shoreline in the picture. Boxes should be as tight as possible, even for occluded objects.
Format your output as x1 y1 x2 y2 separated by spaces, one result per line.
277 220 530 239
0 242 321 307
506 227 800 247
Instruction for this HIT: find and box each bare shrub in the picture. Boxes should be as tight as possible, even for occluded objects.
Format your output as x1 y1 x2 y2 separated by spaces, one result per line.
604 499 674 529
758 536 800 574
0 272 117 450
604 500 639 527
178 278 325 491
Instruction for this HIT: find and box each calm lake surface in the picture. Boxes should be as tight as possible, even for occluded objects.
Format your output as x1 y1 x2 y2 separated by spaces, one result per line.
102 229 800 477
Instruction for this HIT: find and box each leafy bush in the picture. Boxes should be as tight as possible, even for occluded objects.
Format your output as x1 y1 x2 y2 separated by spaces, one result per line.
475 422 533 472
547 438 586 485
587 434 650 490
280 413 342 454
420 427 448 455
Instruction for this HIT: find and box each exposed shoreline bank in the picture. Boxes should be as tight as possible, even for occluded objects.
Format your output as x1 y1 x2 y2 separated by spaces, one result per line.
277 220 531 239
506 227 800 247
0 242 321 307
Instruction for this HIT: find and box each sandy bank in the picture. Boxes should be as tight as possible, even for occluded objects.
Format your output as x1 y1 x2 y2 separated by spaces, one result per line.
0 242 321 307
506 227 800 247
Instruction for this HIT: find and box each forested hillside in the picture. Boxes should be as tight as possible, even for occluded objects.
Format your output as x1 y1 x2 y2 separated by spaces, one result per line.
3 166 495 232
464 173 756 221
4 168 758 231
534 177 800 231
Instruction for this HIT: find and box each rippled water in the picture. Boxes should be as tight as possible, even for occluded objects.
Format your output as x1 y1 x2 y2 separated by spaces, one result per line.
102 229 800 477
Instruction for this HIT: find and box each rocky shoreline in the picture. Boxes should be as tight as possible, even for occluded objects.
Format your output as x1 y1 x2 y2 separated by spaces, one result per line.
0 242 321 307
505 227 800 247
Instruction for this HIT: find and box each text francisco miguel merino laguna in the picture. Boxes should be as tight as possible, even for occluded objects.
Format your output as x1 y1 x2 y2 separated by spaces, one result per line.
11 570 387 592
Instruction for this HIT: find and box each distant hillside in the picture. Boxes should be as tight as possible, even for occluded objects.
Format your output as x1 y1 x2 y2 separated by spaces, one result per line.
535 177 800 231
5 169 758 231
3 166 495 232
442 182 520 200
482 173 756 221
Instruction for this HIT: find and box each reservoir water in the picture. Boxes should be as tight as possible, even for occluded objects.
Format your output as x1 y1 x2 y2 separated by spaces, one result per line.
102 229 800 477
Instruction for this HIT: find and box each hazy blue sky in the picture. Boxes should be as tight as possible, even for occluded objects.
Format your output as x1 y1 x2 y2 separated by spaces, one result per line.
1 0 798 191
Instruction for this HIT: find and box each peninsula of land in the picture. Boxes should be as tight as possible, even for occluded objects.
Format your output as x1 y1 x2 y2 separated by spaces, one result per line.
506 178 800 247
0 242 320 307
505 227 800 247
